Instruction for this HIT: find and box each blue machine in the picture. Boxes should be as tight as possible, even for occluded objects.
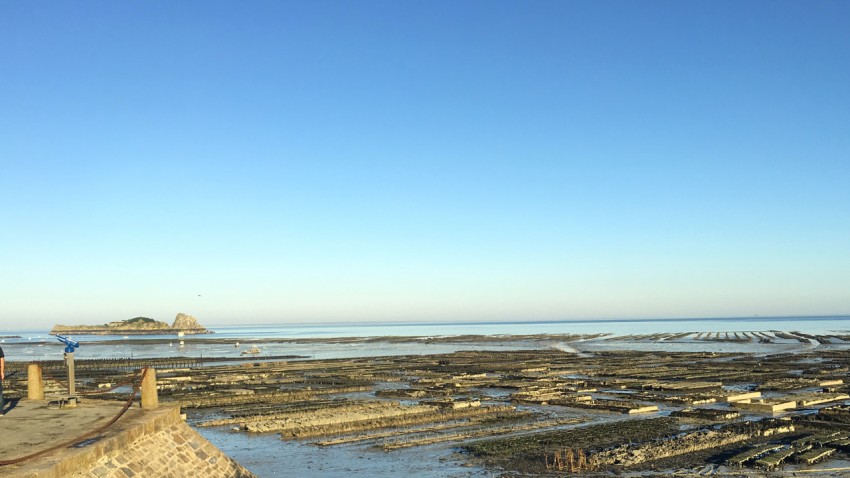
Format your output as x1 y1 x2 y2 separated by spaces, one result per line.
56 335 80 353
56 335 81 401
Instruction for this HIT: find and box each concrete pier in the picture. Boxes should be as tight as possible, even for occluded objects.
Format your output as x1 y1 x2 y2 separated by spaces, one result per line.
27 363 44 400
140 367 159 409
0 400 256 478
65 352 76 398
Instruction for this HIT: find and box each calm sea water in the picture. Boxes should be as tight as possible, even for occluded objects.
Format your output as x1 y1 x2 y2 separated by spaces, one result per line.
2 316 849 362
6 316 850 477
209 315 850 338
6 315 850 340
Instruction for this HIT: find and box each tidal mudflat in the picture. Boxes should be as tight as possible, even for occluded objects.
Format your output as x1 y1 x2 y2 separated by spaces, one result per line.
4 330 850 476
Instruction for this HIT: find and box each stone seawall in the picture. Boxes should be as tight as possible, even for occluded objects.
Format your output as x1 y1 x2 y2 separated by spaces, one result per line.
6 406 256 478
71 420 254 478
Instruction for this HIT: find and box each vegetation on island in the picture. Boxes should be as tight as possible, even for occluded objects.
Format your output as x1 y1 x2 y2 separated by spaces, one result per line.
51 313 211 335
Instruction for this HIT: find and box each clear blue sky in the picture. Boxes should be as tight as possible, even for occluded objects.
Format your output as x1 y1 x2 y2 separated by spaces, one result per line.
2 1 849 329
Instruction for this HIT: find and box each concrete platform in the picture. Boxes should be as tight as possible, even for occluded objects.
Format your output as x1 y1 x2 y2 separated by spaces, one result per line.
0 399 142 466
0 399 255 478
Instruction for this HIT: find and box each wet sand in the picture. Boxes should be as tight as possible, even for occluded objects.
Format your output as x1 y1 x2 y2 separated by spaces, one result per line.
4 330 850 476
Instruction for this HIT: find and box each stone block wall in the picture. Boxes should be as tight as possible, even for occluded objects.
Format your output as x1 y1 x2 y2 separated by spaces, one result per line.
71 421 255 478
7 405 256 478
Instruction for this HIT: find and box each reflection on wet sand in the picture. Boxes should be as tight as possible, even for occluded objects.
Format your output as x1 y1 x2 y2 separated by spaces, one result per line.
4 330 850 476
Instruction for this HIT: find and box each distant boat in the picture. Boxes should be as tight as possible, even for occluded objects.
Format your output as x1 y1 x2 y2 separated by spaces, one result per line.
241 346 260 356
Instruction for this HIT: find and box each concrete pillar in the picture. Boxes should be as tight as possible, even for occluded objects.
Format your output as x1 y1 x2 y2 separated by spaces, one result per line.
64 352 76 397
27 363 45 400
141 367 159 409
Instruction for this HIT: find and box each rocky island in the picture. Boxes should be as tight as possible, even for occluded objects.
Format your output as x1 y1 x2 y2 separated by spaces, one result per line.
50 312 211 335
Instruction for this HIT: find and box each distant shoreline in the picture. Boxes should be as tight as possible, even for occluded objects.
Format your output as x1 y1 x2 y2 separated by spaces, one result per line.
211 315 850 329
50 313 212 336
48 327 211 336
4 315 849 334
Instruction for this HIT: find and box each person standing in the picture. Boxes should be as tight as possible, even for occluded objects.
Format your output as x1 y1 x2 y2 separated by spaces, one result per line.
0 345 5 412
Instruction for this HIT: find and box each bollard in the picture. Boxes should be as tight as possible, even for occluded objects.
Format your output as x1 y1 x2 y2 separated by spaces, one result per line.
140 367 159 409
28 363 45 400
65 352 76 397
